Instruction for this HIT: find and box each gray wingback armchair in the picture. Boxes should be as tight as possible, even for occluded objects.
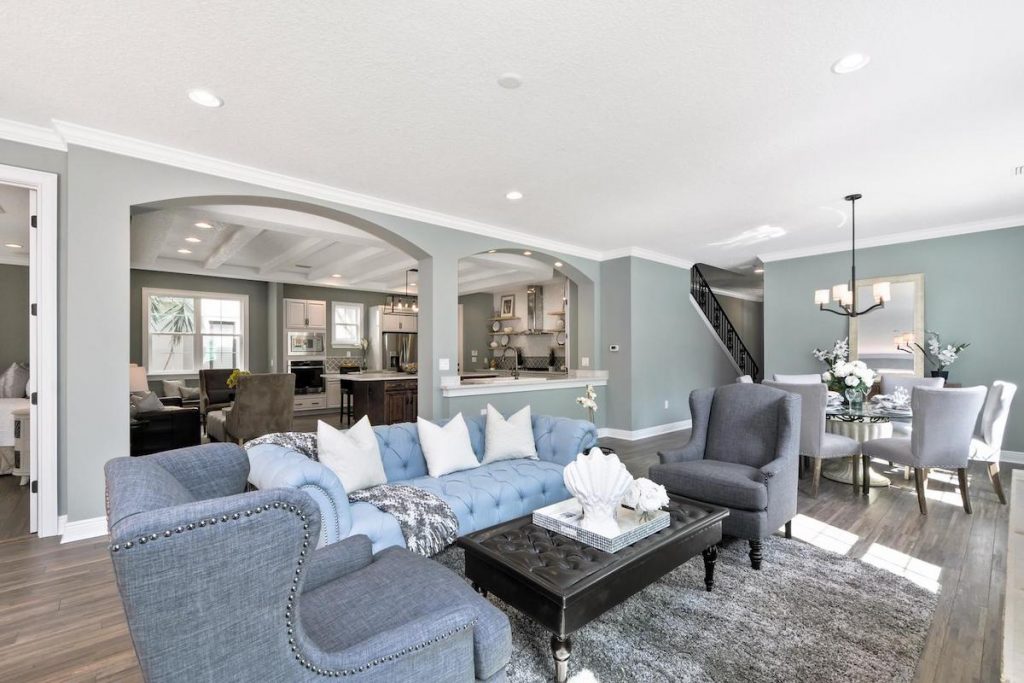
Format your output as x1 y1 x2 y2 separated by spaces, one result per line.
649 384 800 569
105 444 511 683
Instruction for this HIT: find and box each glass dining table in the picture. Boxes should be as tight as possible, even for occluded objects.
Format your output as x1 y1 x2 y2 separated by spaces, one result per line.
823 403 913 487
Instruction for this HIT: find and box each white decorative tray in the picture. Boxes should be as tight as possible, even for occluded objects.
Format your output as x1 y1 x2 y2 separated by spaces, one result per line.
532 498 670 553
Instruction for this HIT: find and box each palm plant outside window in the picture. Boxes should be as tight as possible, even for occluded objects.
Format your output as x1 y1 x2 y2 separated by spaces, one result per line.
144 289 248 375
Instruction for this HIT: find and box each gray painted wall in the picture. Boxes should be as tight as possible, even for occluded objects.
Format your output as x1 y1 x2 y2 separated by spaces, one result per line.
0 264 29 372
459 292 493 372
600 258 633 430
765 226 1024 451
629 258 736 430
129 269 271 377
56 145 602 522
716 294 764 370
443 385 605 427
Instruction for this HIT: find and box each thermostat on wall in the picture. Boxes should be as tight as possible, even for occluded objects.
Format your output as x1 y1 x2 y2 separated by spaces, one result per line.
609 344 620 352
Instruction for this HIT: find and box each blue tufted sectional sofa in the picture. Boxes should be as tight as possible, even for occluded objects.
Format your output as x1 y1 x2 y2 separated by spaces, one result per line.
247 414 598 552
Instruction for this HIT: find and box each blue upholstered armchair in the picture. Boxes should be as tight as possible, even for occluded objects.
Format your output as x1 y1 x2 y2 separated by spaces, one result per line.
648 383 800 569
105 443 511 683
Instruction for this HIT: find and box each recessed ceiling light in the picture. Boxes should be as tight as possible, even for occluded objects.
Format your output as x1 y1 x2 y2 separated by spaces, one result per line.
523 250 532 256
554 261 563 267
194 221 214 229
188 89 224 108
497 73 523 89
506 190 524 201
331 273 342 278
4 243 23 249
831 53 870 74
177 248 192 254
184 236 202 243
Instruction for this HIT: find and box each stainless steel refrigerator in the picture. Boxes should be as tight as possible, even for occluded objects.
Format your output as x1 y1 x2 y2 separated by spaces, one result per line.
368 305 418 371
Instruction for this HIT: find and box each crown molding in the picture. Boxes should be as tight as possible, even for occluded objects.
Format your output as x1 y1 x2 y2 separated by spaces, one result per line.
0 117 67 151
50 120 610 262
600 246 694 269
758 212 1024 263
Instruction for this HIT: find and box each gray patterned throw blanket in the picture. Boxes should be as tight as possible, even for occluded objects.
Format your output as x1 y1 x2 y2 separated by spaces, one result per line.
244 432 458 557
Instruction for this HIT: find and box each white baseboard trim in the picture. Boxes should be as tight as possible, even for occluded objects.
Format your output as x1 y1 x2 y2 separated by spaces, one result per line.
598 420 692 442
1001 450 1024 465
59 515 108 544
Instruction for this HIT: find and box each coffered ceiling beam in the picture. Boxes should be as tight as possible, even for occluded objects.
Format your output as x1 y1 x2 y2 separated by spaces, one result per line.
306 246 387 282
257 236 333 275
205 225 263 270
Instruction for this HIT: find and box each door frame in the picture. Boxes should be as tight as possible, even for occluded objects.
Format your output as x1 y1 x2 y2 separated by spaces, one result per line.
0 163 58 537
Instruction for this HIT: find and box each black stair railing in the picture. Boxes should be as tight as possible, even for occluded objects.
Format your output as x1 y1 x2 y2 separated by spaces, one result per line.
690 265 761 381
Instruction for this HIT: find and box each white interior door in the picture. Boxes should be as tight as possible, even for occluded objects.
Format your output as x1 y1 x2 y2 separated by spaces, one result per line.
27 188 38 534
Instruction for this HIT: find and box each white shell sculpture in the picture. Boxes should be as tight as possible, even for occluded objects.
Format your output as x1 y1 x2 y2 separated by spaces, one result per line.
563 447 634 537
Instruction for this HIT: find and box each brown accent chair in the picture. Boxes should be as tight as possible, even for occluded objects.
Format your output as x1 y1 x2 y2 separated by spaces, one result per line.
206 373 295 444
199 369 236 426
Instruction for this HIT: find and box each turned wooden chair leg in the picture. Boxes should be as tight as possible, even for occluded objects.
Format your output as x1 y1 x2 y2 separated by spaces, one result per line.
784 520 792 539
914 467 928 515
957 467 973 514
861 454 870 496
988 462 1007 505
811 458 822 498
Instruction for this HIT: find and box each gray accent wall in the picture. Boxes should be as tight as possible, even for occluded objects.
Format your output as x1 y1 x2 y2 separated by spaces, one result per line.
0 264 29 372
459 292 493 372
764 226 1024 451
600 257 736 432
716 293 763 371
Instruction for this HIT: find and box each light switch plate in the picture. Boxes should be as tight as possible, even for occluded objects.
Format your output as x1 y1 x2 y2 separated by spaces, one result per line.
581 356 590 367
439 358 450 371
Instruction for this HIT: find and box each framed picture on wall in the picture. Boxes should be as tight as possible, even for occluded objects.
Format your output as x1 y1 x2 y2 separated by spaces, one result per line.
500 294 515 318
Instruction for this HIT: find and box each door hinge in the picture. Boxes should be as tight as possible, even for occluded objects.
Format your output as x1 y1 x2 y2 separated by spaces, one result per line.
31 392 38 405
30 303 37 316
31 480 38 494
30 215 38 228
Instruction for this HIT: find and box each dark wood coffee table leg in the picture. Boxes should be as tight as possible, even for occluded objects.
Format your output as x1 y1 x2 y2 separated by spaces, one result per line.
471 582 488 598
551 635 571 683
701 545 718 591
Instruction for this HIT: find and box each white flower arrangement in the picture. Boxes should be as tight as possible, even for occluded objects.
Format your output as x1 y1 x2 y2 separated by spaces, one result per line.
622 478 670 521
814 339 875 395
915 332 969 371
576 384 598 422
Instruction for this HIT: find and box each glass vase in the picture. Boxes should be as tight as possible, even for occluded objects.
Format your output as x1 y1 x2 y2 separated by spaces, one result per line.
845 387 865 408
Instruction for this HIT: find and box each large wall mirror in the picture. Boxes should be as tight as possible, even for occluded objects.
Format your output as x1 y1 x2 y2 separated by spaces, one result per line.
849 273 924 376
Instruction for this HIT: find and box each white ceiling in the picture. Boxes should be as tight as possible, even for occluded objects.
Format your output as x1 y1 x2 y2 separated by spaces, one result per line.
4 2 1024 269
131 204 555 294
0 184 30 265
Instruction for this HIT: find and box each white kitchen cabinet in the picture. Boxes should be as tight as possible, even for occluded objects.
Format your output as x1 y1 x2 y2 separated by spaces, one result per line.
293 395 327 411
285 298 327 329
382 312 417 332
325 377 342 409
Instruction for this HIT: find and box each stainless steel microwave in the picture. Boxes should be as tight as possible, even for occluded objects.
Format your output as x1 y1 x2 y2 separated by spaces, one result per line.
287 330 325 355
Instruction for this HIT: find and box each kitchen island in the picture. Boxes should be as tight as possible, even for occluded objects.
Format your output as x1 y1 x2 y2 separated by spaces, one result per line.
327 371 418 425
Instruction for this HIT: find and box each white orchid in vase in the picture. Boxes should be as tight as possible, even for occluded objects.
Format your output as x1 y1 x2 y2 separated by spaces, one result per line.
914 332 969 378
576 384 598 423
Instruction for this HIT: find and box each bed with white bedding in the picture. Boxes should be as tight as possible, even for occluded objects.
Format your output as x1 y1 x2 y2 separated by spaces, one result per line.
0 398 30 475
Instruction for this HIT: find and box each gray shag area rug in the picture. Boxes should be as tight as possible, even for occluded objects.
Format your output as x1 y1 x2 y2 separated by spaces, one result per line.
435 536 937 682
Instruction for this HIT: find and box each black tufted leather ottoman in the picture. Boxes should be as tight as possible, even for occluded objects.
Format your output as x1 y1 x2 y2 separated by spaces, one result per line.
457 494 728 682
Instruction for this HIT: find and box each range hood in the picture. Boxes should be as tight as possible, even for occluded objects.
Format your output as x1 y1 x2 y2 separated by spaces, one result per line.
526 285 544 332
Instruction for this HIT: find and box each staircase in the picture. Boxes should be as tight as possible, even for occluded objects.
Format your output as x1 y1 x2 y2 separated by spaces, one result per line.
690 264 761 381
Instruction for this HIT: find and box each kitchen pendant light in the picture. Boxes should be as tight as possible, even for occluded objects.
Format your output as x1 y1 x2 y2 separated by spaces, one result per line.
389 268 419 314
814 194 891 317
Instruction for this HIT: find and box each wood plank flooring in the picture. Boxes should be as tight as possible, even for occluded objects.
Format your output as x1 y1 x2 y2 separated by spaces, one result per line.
0 431 1012 682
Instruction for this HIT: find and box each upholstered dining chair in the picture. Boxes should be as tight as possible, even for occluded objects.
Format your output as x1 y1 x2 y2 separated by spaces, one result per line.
736 375 754 384
772 373 822 384
649 383 799 569
879 374 945 437
764 381 861 497
206 373 295 444
861 386 987 514
970 380 1018 504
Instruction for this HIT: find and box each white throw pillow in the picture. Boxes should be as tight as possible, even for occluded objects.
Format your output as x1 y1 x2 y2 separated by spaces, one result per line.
483 404 538 464
417 414 480 478
317 417 387 493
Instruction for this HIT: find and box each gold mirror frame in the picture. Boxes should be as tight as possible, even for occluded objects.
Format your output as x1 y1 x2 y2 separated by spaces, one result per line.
849 273 925 377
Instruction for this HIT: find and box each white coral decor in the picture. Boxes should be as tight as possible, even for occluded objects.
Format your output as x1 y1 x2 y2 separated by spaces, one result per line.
563 448 634 537
622 478 670 518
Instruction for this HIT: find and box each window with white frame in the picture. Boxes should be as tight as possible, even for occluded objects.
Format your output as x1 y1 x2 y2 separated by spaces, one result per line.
144 288 248 375
332 301 364 348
